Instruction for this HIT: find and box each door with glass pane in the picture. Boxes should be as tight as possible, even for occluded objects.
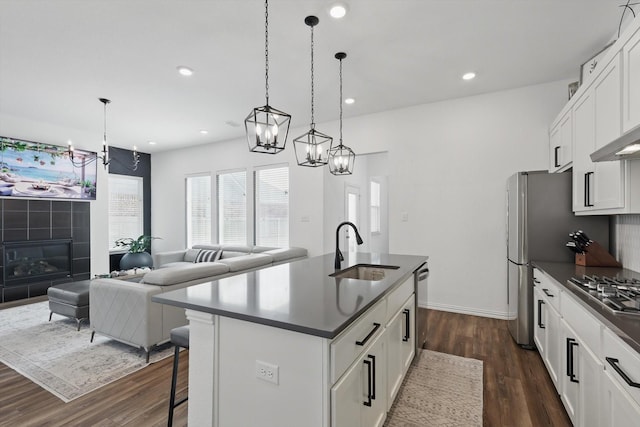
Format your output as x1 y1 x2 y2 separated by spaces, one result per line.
345 185 360 253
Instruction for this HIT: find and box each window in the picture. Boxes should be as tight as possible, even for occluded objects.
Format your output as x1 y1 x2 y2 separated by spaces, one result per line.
186 175 212 247
217 170 247 245
255 166 289 247
370 180 381 234
109 175 143 250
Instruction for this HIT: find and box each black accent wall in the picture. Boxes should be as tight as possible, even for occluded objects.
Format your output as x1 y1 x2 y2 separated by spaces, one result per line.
0 199 91 302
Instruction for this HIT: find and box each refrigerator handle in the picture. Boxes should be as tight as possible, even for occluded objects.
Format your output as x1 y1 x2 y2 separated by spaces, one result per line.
554 146 560 168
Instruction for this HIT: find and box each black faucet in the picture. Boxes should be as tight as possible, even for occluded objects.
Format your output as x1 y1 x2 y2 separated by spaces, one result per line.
335 221 364 270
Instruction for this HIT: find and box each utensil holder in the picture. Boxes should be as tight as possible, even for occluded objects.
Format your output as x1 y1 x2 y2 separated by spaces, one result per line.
575 241 622 267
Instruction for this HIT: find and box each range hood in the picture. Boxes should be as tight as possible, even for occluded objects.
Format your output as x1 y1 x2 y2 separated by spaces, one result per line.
591 124 640 162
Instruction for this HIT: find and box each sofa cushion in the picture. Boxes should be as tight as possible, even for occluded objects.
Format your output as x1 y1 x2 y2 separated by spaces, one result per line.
217 253 273 272
184 248 201 262
264 247 308 262
142 262 230 286
195 249 221 263
220 251 246 259
220 245 253 253
193 244 222 251
161 261 194 268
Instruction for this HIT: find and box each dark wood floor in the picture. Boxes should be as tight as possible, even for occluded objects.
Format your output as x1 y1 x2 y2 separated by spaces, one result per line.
0 306 570 426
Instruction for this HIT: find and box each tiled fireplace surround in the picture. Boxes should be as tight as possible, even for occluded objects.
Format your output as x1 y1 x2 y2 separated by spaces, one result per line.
0 199 90 302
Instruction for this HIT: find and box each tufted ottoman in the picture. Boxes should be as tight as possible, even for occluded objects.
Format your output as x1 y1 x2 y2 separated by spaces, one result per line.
47 280 91 330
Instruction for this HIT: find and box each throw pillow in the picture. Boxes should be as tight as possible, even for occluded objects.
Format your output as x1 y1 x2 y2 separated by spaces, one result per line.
195 249 221 263
184 248 202 263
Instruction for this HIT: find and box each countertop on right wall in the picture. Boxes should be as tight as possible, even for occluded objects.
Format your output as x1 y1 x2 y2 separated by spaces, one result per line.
533 261 640 354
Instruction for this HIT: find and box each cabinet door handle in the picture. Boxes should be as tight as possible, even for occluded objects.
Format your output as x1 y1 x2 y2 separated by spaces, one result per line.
542 288 554 298
402 308 411 342
537 300 545 329
417 266 429 282
584 172 594 207
554 146 561 168
356 323 381 346
368 354 376 400
606 357 640 388
363 359 372 407
533 278 541 284
566 338 579 383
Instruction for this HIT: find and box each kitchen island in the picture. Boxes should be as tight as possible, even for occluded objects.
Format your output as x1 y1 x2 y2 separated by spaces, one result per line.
153 252 427 427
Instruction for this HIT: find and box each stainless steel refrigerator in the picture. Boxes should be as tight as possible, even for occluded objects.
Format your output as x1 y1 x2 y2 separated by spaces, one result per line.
506 171 610 348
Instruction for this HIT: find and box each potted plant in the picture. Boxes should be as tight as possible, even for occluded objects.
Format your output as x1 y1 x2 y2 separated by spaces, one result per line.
115 235 160 270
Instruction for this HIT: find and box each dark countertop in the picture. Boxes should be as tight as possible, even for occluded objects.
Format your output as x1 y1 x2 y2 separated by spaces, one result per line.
533 261 640 354
152 252 428 339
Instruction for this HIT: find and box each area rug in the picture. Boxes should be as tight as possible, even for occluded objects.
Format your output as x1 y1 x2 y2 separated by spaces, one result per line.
0 301 174 403
385 350 483 427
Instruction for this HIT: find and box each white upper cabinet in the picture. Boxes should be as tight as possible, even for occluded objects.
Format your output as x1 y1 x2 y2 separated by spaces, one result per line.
549 109 572 172
622 24 640 133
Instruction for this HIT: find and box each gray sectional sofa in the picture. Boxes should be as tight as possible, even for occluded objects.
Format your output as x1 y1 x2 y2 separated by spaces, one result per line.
89 244 307 359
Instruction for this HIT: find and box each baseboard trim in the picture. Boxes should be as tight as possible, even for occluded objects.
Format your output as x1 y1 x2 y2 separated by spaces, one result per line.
418 301 509 320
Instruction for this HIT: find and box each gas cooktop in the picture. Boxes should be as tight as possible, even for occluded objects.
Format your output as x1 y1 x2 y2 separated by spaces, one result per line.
568 275 640 315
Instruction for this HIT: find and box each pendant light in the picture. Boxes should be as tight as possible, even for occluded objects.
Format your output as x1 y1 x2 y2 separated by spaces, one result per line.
328 52 355 175
244 0 291 154
293 16 333 167
68 97 111 169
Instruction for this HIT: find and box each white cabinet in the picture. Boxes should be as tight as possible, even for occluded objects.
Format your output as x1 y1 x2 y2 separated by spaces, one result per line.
533 285 562 391
572 53 625 213
560 319 603 427
332 275 415 427
602 370 640 427
332 331 387 427
386 294 415 407
622 24 640 132
549 109 572 172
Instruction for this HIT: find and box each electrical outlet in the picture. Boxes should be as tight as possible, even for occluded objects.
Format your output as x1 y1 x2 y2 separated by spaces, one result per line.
255 360 279 385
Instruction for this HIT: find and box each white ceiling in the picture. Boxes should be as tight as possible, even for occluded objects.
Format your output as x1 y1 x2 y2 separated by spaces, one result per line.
0 0 634 153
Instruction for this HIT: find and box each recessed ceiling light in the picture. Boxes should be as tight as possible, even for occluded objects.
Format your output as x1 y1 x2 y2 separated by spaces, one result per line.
177 66 194 76
148 141 157 145
199 130 208 135
345 98 355 105
329 3 348 19
462 72 476 80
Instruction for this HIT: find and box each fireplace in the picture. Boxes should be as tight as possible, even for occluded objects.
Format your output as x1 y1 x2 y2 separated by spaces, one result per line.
3 239 72 286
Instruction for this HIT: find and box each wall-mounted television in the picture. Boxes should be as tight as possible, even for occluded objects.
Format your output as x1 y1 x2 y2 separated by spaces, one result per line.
0 136 98 200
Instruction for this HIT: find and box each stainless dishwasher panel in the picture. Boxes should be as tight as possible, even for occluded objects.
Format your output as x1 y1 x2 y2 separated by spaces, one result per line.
415 262 429 355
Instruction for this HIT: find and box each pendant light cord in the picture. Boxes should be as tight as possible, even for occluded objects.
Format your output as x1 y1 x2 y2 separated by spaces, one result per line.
339 56 343 145
103 101 108 148
264 0 269 105
310 24 315 128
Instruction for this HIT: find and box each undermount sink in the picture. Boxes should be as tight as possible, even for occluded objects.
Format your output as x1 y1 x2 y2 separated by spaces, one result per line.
330 264 400 281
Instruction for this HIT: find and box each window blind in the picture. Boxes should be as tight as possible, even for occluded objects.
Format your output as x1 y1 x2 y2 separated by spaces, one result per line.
217 170 247 245
370 181 381 234
109 175 143 250
186 175 212 247
255 166 289 247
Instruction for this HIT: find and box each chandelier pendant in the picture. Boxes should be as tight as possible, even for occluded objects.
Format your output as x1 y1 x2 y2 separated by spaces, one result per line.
294 15 333 167
244 0 290 154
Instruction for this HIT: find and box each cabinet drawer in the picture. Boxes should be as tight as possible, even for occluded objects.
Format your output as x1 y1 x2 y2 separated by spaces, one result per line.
331 298 386 384
603 328 640 407
386 276 413 323
533 269 561 311
562 293 601 356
